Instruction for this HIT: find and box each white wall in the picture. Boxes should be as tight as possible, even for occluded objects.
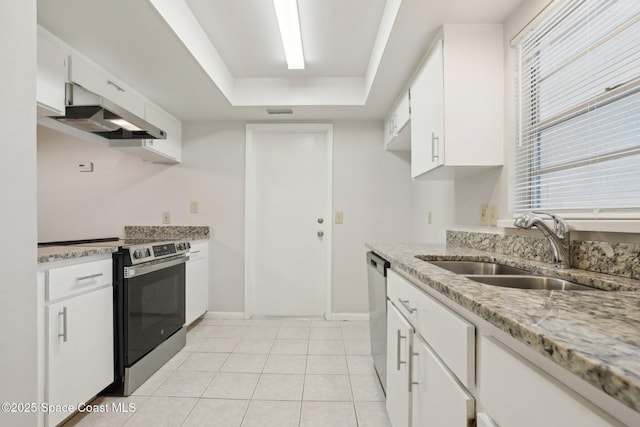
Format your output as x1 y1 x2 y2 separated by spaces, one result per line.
38 120 426 314
0 1 39 426
412 179 457 241
181 122 246 313
332 122 415 313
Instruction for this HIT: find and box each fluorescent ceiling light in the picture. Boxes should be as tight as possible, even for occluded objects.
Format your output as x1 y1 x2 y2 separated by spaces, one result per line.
273 0 305 70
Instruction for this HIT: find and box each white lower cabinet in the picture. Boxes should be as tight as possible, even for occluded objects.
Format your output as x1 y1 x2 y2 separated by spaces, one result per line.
386 301 413 427
412 334 474 427
386 270 475 427
185 240 209 325
45 259 114 427
480 336 621 427
386 268 634 427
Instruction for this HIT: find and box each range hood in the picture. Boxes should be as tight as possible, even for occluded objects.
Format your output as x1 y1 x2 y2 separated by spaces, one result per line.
53 83 166 140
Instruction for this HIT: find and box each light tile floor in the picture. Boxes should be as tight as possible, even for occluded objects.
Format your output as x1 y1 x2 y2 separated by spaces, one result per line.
63 317 391 427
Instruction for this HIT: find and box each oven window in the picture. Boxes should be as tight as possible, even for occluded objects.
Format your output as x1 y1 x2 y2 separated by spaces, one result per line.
125 263 185 365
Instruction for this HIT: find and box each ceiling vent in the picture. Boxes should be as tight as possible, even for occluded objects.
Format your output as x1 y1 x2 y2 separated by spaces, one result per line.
266 108 293 115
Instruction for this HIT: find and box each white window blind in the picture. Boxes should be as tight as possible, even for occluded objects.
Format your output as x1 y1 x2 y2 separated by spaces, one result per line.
514 0 640 215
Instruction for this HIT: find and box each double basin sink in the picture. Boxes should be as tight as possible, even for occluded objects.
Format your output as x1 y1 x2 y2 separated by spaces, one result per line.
426 260 600 291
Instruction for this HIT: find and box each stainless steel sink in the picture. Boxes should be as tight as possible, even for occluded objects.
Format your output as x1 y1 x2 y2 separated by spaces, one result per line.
427 260 531 275
466 275 600 291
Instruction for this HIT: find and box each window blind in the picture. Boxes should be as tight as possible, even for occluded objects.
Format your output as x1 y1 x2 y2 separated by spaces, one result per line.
514 0 640 215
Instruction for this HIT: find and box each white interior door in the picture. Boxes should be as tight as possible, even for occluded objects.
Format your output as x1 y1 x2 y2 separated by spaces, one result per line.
245 124 332 317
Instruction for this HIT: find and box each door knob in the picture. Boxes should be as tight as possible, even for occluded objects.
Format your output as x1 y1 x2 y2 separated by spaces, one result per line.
317 231 324 237
317 218 324 224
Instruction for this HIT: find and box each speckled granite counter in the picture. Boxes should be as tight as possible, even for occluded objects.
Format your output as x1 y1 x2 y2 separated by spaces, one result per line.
38 245 117 264
367 243 640 413
38 226 209 263
124 225 210 241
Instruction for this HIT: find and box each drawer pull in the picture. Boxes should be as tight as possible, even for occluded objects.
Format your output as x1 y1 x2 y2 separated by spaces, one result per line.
107 80 125 92
398 298 417 313
76 273 103 282
58 307 68 342
191 250 201 254
397 330 407 371
431 132 440 162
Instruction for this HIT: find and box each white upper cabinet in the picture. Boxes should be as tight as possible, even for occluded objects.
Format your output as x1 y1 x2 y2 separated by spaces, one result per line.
37 28 68 116
68 53 145 118
385 90 411 151
410 24 504 179
410 39 444 176
36 25 183 164
144 102 182 162
109 102 182 164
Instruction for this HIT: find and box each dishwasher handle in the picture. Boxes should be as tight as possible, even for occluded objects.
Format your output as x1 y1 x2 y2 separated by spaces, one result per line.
367 252 390 277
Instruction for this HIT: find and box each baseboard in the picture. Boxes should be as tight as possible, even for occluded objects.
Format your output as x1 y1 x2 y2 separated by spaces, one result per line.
203 311 370 321
203 311 246 320
327 312 370 321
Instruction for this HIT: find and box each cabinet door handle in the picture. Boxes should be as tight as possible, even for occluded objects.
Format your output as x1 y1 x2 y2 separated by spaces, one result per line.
58 307 68 342
410 350 419 392
431 132 440 162
107 80 125 92
398 298 417 313
397 329 407 371
76 273 103 282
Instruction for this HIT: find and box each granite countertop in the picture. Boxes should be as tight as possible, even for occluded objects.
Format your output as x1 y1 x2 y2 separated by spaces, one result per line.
38 245 117 264
38 226 211 263
367 243 640 413
124 225 210 241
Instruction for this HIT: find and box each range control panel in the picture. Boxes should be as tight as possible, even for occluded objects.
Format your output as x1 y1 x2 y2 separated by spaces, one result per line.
123 241 191 266
153 243 178 257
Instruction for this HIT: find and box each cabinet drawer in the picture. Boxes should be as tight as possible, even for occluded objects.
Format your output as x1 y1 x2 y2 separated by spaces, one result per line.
388 269 475 387
47 259 112 301
388 270 423 323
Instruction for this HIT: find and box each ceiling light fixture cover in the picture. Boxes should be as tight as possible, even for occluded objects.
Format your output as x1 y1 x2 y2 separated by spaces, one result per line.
273 0 305 70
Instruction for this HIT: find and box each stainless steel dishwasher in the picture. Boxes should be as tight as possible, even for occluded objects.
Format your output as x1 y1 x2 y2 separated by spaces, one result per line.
366 251 390 393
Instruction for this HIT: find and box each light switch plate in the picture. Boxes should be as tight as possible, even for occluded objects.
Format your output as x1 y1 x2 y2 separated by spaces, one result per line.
335 211 344 224
190 201 199 214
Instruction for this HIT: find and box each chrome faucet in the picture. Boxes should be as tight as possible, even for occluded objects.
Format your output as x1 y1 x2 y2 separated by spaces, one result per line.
513 212 571 269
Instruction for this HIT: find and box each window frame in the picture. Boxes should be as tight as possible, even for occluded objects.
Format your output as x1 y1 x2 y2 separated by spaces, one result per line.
511 0 640 219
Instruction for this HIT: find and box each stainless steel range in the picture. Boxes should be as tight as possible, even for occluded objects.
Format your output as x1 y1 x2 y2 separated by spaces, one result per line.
105 240 190 396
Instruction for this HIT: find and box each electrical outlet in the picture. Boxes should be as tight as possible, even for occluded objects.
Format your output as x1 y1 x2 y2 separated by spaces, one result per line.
427 211 433 224
489 205 499 226
335 211 344 224
78 162 94 172
162 212 171 224
190 201 199 214
480 205 489 226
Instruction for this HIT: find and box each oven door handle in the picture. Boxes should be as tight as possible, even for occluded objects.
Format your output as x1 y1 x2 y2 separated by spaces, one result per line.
124 255 189 278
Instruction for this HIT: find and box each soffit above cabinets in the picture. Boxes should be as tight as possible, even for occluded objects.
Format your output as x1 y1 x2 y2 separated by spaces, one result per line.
37 0 523 121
